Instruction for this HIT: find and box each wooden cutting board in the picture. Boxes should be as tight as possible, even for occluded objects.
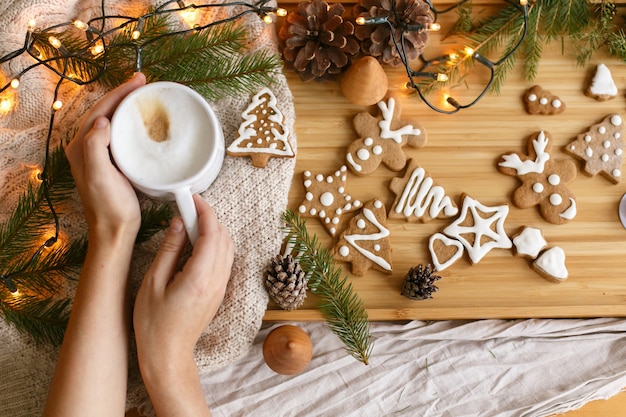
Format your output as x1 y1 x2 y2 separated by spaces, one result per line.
264 0 626 321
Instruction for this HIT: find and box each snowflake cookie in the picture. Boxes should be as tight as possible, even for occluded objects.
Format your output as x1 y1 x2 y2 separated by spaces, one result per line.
564 114 624 184
345 94 426 176
298 166 361 237
227 88 294 168
333 199 392 276
498 130 578 224
388 159 458 222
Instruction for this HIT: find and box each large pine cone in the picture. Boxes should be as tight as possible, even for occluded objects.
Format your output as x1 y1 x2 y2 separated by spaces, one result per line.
265 254 308 310
353 0 432 66
401 264 441 300
279 0 360 81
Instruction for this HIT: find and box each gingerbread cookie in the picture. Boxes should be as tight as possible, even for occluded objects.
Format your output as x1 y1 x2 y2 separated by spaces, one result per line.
227 88 294 168
388 159 458 222
346 94 426 176
512 226 547 259
297 166 362 236
429 232 463 271
333 199 392 276
523 85 565 115
498 130 578 224
564 114 624 184
586 63 617 101
533 247 568 283
440 194 512 265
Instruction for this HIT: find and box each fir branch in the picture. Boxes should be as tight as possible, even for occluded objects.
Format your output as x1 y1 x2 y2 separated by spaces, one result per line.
136 203 174 244
282 210 372 365
0 295 70 345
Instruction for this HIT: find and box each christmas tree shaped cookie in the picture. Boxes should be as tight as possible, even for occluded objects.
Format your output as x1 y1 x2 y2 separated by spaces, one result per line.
389 159 458 222
564 114 624 184
345 94 426 176
227 88 294 168
333 199 392 276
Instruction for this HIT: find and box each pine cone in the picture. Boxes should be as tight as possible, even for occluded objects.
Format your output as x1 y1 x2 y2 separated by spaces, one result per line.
353 0 432 66
400 264 441 300
279 0 360 82
265 254 308 310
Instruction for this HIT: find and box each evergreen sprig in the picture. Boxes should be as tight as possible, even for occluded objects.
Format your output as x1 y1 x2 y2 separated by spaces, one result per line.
282 210 372 365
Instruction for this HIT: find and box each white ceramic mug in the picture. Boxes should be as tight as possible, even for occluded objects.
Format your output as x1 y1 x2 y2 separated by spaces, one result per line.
110 81 224 244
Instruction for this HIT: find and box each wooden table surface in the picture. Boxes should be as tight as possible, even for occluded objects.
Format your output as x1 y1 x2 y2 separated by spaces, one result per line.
264 0 626 321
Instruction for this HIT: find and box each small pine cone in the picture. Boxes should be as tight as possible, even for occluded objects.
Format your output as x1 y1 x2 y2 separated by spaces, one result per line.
400 264 441 300
353 0 432 66
279 0 360 82
265 254 308 310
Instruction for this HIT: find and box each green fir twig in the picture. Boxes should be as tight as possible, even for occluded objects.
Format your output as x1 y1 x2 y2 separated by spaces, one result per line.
282 210 372 365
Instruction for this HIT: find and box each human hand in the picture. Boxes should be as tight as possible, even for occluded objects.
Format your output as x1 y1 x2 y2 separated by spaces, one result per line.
65 72 146 241
134 195 234 375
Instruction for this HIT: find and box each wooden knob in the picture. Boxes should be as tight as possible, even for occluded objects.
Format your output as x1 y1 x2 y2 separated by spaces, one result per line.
262 325 313 375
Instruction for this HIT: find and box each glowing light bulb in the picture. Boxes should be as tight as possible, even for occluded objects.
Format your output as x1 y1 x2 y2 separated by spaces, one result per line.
73 20 89 31
52 100 63 110
179 8 199 27
263 14 273 24
27 19 36 31
448 52 458 61
132 30 141 40
464 46 474 56
90 43 105 55
10 78 20 89
436 73 448 82
520 0 528 5
276 8 287 17
0 98 12 113
356 16 366 25
428 23 441 31
48 36 62 49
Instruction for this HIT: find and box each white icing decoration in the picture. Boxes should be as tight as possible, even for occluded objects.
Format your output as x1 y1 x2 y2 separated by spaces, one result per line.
584 135 592 142
304 180 312 187
611 115 623 126
599 126 607 134
305 192 313 201
309 208 317 215
589 63 618 98
372 145 383 155
549 193 563 206
532 183 544 193
528 94 537 102
615 133 621 139
513 227 547 259
316 174 323 181
343 207 391 271
534 247 568 281
356 219 366 229
319 210 326 218
552 99 561 108
330 227 336 235
320 192 334 207
602 154 609 162
548 174 560 186
298 205 306 213
616 148 623 156
498 130 550 174
332 217 339 224
326 176 333 183
372 200 380 209
619 193 626 229
585 147 593 157
443 195 512 264
304 171 311 177
428 233 464 271
614 169 621 177
559 198 577 220
539 97 548 105
393 166 458 220
227 88 294 157
339 246 350 257
346 153 362 172
335 208 342 215
374 244 381 251
603 140 611 148
364 137 374 146
378 97 422 144
357 148 370 161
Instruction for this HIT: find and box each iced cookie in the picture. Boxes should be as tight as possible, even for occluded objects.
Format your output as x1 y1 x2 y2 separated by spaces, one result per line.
523 85 565 115
441 194 512 265
389 159 458 222
498 130 578 224
586 63 617 101
346 94 426 176
512 226 547 259
428 232 464 271
297 166 362 237
227 88 295 168
333 199 392 276
564 114 624 184
533 247 568 283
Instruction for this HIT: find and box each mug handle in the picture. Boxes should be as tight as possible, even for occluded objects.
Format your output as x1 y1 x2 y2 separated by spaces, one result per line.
174 188 199 245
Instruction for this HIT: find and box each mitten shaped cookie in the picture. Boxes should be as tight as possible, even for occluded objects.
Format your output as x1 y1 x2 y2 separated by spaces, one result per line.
346 94 426 176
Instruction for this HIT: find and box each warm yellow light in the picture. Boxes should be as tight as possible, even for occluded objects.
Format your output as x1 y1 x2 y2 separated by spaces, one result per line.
276 8 287 17
448 52 458 61
263 14 273 24
520 0 528 5
132 30 141 40
10 78 20 89
464 46 474 56
52 100 63 110
436 73 448 82
0 98 12 113
90 43 105 55
428 23 441 31
356 16 366 25
28 19 36 30
48 36 62 49
73 20 89 31
179 8 199 27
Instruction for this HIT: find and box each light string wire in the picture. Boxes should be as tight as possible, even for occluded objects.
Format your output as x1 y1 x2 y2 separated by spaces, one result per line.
360 0 529 114
0 0 282 294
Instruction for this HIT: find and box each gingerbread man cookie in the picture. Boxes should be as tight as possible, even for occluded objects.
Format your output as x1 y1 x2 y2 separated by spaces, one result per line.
523 85 565 115
564 114 624 184
346 94 426 176
498 130 578 224
333 199 392 276
297 166 362 236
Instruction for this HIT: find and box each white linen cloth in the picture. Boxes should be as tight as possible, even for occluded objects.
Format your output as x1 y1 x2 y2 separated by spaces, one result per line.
203 319 626 417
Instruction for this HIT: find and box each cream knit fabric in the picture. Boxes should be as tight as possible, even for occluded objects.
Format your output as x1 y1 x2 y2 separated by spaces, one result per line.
0 1 294 415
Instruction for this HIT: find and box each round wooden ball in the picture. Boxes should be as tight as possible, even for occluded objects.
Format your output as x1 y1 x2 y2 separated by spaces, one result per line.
262 325 313 375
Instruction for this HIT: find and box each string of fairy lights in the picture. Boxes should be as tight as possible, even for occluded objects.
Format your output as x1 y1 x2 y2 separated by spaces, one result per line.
0 0 528 294
0 0 286 295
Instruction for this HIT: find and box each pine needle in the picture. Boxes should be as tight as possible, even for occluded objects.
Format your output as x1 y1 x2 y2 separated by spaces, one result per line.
282 210 372 365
